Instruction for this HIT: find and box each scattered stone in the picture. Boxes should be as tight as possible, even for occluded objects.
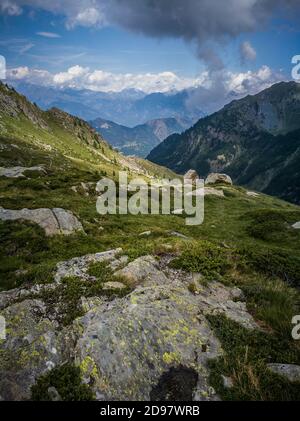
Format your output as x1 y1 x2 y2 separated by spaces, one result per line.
0 165 46 178
139 231 152 237
170 231 189 240
292 221 300 229
246 191 260 197
172 208 184 215
205 173 232 185
47 387 62 401
221 375 234 389
102 281 127 291
267 364 300 382
0 207 84 236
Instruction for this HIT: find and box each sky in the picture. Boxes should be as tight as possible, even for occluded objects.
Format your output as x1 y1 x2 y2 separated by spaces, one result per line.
0 0 300 99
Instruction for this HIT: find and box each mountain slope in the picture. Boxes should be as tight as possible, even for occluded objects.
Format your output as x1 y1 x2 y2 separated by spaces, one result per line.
0 82 176 180
148 81 300 204
90 116 185 157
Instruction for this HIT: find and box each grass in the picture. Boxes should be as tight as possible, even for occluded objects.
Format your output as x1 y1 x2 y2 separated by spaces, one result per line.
207 315 300 401
171 239 232 280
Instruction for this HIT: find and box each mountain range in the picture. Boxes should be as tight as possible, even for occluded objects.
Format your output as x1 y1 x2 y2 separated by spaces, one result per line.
90 116 186 157
148 81 300 204
9 81 204 127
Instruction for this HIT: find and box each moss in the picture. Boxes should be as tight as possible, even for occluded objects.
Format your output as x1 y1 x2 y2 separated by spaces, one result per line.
31 364 95 401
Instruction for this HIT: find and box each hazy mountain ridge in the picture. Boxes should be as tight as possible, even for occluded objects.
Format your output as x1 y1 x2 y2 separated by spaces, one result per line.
9 81 204 127
148 81 300 204
90 116 186 157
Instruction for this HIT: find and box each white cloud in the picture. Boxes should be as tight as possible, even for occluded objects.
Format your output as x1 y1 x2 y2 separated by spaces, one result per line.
240 41 257 63
36 32 61 38
7 64 284 100
0 1 22 16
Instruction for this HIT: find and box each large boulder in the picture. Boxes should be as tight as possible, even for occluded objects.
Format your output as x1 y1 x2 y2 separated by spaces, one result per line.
0 207 84 236
184 169 199 184
205 173 232 185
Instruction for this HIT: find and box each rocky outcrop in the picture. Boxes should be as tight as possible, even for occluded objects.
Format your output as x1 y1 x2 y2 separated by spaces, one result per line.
0 165 46 178
0 207 84 236
0 251 260 401
292 221 300 229
205 173 233 186
54 248 123 283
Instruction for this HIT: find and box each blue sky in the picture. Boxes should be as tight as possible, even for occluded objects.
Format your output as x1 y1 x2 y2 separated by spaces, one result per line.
0 1 299 95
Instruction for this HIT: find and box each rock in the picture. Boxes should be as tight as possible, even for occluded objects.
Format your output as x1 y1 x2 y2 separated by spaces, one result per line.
52 208 84 235
267 364 300 382
292 221 300 229
0 299 66 400
0 165 46 178
0 207 84 236
139 231 152 237
197 281 258 330
170 231 189 240
102 281 127 291
172 209 184 215
184 170 199 184
54 248 122 283
47 386 62 401
72 255 259 401
0 251 262 401
205 173 232 185
246 191 260 197
221 375 234 389
114 255 167 288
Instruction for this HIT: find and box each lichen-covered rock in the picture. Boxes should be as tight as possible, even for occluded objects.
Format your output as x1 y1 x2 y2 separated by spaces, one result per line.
0 207 84 236
205 173 233 185
0 299 67 400
114 255 167 288
267 364 300 382
0 252 261 401
71 255 259 401
54 248 122 283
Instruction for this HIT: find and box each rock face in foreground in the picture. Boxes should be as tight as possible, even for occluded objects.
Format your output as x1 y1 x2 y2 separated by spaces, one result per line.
0 251 260 401
205 173 233 186
0 207 84 236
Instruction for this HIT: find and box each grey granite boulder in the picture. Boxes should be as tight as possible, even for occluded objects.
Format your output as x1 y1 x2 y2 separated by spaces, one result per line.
267 364 300 382
205 173 232 185
0 207 84 236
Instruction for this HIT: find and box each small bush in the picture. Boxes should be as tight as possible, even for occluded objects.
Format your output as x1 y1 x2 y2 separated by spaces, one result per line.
171 240 231 280
31 364 95 401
